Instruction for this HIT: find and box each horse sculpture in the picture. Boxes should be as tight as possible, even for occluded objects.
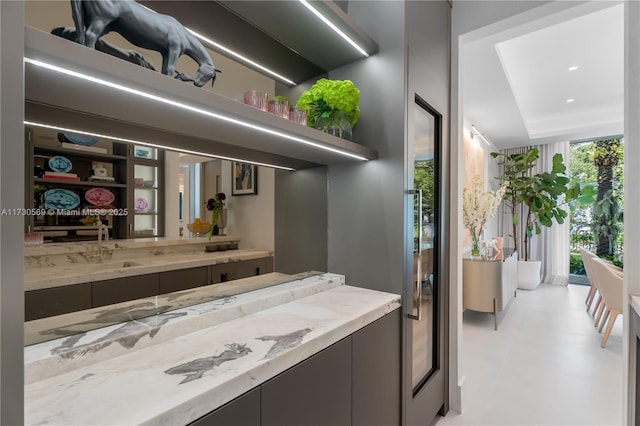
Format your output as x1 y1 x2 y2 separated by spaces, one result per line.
70 0 220 87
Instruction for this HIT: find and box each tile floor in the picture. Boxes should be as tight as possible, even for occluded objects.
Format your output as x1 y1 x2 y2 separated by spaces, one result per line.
437 284 623 426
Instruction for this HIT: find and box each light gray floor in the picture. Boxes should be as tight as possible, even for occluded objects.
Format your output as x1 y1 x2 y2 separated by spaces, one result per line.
437 284 623 426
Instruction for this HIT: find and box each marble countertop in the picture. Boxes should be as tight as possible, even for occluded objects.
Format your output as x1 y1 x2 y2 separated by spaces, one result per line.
24 236 240 257
25 275 401 425
631 295 640 316
25 249 271 290
25 272 337 378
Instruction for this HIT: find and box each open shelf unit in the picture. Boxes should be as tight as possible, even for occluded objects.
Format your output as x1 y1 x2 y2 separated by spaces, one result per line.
24 26 378 170
129 146 164 239
26 127 165 242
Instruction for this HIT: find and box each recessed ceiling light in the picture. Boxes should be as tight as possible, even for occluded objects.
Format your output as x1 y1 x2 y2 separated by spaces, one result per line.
567 98 575 103
569 66 578 71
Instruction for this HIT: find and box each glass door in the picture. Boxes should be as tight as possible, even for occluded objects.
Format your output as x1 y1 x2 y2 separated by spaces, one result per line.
404 94 445 423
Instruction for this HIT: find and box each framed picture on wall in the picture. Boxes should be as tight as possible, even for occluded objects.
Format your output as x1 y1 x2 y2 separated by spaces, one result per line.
232 161 258 195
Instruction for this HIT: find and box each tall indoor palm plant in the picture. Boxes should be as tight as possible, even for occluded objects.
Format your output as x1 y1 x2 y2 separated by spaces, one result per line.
492 148 595 260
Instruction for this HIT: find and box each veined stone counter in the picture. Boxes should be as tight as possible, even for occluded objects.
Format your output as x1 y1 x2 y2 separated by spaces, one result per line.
24 236 272 290
25 249 271 290
24 236 239 257
24 274 401 425
631 295 640 316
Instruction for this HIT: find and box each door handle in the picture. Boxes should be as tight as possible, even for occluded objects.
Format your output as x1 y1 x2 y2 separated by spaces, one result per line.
407 189 422 321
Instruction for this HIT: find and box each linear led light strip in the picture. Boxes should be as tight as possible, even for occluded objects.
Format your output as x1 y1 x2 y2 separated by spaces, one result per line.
136 4 296 86
471 125 491 146
298 0 369 57
24 121 296 171
187 29 296 86
24 57 368 162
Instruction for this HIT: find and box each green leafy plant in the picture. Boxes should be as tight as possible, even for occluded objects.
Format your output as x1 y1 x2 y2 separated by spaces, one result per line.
492 148 596 261
569 252 586 275
272 95 290 104
296 78 360 128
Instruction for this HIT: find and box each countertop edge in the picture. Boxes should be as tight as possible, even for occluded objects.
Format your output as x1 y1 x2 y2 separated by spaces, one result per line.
24 249 272 290
153 292 401 425
631 295 640 317
24 285 402 425
24 236 240 257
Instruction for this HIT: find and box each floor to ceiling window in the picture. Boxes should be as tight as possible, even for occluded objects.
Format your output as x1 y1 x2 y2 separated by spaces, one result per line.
569 137 624 284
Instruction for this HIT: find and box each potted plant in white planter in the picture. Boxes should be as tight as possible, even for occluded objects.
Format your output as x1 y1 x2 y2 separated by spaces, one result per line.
492 148 595 289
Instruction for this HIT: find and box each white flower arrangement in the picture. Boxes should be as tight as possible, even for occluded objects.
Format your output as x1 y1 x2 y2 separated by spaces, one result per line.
463 175 507 257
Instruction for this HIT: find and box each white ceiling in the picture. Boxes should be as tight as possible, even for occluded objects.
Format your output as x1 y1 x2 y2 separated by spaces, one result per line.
463 2 624 149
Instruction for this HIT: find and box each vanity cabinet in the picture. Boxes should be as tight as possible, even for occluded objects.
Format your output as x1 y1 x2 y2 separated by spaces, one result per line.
92 273 160 308
352 307 401 425
211 257 274 283
262 336 352 426
159 266 209 294
190 388 261 426
189 308 401 426
25 283 92 321
26 257 275 320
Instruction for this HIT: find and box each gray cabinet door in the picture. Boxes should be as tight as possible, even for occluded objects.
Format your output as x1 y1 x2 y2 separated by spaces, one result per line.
189 387 260 426
92 273 159 307
210 257 273 283
159 266 208 294
352 308 401 426
261 336 352 426
25 283 92 321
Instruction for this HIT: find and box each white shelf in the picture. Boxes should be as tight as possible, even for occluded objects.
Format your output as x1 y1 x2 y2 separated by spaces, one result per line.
24 27 378 170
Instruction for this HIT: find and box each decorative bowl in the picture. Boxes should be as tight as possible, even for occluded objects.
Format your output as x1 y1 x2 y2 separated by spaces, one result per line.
187 222 211 236
134 148 151 158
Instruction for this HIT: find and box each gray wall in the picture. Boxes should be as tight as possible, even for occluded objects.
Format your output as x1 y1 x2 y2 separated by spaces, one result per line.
326 1 407 295
0 2 25 423
274 167 328 273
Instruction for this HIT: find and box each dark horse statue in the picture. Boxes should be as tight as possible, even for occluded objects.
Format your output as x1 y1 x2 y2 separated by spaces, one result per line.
70 0 221 87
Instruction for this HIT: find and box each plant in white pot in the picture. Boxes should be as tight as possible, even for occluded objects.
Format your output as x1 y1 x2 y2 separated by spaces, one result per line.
491 148 595 289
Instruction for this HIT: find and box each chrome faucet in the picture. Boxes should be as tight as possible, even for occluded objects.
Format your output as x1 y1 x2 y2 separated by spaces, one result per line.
97 219 109 262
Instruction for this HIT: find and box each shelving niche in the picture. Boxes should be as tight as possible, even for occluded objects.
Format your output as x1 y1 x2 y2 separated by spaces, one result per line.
24 26 378 171
26 127 165 242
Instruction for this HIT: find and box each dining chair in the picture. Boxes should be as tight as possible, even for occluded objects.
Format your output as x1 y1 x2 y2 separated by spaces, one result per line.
590 258 623 348
579 248 601 316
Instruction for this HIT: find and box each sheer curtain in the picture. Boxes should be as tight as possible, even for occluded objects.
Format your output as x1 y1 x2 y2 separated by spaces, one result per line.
496 142 570 286
540 141 570 285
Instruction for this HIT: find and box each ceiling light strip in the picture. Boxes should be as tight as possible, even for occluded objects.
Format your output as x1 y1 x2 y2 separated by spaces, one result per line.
24 121 296 171
298 0 369 57
137 3 296 86
24 57 368 162
187 29 297 86
471 125 491 146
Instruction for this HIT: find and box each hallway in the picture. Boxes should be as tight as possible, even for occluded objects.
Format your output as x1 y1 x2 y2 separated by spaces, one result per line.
437 284 623 425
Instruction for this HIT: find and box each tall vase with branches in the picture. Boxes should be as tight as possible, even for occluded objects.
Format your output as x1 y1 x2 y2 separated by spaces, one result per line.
462 175 507 258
